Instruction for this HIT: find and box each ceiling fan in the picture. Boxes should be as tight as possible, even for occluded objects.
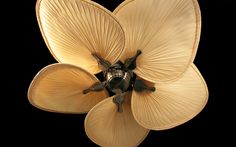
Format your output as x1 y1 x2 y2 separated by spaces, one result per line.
28 0 208 146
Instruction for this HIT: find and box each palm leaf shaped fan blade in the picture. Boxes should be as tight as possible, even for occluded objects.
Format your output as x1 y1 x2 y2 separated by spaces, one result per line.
36 0 125 74
28 0 208 146
85 92 150 147
28 64 109 113
114 0 201 83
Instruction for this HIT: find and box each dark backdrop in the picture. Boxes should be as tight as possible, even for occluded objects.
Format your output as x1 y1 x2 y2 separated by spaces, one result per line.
3 0 234 146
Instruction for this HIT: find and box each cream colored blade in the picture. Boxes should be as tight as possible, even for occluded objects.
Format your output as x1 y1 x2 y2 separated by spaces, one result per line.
85 92 149 147
36 0 125 74
132 64 208 130
115 0 201 83
28 64 108 113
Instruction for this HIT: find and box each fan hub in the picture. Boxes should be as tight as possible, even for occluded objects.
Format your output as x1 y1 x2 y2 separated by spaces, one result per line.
83 51 155 112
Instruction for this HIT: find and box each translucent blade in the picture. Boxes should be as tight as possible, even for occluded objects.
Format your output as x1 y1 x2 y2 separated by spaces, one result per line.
115 0 201 83
132 64 208 130
36 0 125 74
28 64 108 113
85 92 149 147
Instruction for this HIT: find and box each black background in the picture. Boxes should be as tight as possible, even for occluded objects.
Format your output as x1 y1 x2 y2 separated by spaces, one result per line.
3 0 234 146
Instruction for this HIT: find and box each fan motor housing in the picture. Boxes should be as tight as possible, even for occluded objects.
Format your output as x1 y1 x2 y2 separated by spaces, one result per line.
105 63 131 93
